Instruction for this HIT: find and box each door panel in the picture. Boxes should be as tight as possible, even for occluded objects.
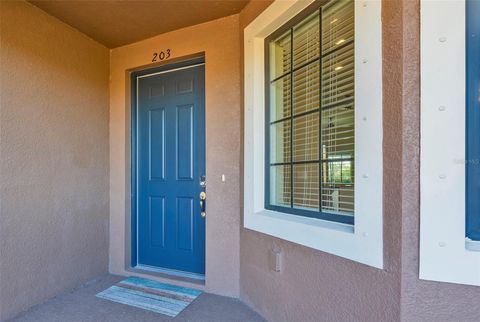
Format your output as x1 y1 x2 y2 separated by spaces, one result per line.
149 108 165 180
136 64 205 274
149 196 165 247
177 197 194 251
177 105 194 180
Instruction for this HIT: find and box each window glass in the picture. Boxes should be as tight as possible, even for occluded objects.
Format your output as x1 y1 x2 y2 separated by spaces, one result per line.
466 0 480 241
293 11 320 68
266 0 354 223
270 165 291 207
269 75 291 121
269 30 291 80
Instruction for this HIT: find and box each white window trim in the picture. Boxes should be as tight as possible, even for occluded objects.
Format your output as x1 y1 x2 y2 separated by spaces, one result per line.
420 0 480 286
243 0 383 269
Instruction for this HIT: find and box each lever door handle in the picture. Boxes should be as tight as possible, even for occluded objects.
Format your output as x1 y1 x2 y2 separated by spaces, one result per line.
199 192 206 218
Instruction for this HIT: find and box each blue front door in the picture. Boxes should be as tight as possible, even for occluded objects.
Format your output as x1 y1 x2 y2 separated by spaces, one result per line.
136 63 205 274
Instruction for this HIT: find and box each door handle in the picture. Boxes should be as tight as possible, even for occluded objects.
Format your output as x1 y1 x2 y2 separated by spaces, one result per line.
199 191 206 218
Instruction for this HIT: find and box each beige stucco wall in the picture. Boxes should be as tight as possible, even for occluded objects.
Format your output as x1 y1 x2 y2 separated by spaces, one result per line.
2 1 480 321
109 15 242 296
0 1 110 320
238 2 400 320
396 1 480 321
239 1 480 322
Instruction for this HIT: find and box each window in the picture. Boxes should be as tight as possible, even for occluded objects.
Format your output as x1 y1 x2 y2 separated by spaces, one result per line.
244 0 383 268
266 0 354 224
466 0 480 243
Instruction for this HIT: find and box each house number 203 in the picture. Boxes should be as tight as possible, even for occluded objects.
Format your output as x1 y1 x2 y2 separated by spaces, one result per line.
152 49 171 62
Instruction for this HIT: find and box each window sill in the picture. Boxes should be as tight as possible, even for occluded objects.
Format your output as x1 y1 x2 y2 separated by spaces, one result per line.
265 205 355 225
245 208 383 269
254 209 354 233
466 238 480 252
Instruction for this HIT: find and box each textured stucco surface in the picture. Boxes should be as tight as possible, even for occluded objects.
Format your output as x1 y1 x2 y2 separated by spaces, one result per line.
398 1 480 321
238 1 401 321
2 0 480 321
28 0 249 48
239 1 480 322
0 1 110 320
240 229 400 322
109 15 242 297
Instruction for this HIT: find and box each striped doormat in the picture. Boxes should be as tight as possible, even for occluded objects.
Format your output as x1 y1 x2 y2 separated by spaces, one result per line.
96 276 202 317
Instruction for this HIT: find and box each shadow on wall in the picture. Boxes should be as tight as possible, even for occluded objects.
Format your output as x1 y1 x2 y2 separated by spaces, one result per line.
0 1 110 320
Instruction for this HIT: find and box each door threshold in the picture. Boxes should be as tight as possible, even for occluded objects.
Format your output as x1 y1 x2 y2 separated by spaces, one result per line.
130 264 205 285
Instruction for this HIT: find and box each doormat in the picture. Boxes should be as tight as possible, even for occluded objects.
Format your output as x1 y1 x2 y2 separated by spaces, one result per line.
96 276 202 317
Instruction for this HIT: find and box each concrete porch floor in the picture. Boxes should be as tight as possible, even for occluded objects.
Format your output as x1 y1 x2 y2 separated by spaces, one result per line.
10 275 265 322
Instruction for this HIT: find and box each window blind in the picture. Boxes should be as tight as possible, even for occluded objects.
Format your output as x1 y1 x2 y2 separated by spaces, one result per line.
267 0 354 221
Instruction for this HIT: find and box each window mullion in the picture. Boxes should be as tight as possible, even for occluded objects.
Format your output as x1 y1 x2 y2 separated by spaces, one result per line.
318 8 323 213
290 27 294 209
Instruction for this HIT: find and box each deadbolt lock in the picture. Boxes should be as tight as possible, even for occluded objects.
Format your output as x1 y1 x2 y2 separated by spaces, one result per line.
200 192 206 200
200 175 206 187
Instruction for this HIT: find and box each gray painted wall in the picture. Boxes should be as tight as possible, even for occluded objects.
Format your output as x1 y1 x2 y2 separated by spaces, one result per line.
0 2 110 320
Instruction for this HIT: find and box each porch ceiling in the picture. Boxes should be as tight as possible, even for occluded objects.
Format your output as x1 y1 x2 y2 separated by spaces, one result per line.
28 0 250 48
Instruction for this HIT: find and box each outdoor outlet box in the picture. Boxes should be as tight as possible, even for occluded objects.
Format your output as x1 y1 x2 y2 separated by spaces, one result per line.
269 248 282 273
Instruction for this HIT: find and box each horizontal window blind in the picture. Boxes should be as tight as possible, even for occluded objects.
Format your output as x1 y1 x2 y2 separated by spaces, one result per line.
267 0 354 221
